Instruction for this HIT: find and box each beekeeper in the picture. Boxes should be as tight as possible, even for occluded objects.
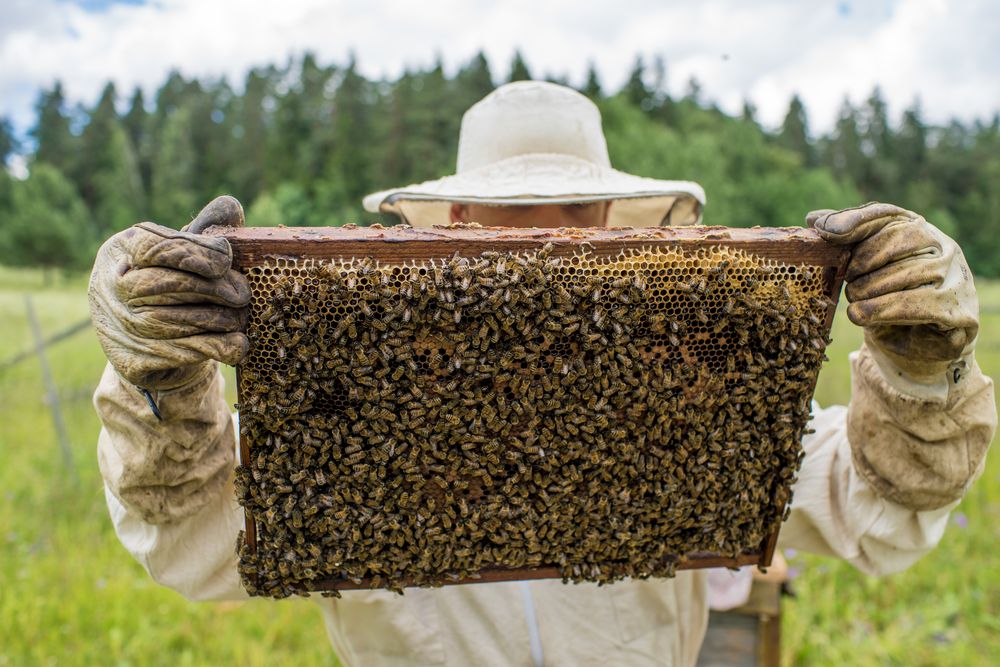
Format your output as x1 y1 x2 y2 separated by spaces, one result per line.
90 81 995 666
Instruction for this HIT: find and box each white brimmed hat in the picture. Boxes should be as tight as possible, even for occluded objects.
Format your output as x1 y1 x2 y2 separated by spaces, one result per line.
362 81 706 227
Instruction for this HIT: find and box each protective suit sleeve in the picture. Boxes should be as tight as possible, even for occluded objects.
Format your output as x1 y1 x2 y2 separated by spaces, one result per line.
778 344 995 576
95 361 247 600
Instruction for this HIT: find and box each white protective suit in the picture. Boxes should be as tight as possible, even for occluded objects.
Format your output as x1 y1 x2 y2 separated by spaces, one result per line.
95 339 995 666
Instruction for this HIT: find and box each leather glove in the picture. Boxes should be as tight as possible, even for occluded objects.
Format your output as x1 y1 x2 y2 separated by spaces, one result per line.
808 203 978 390
88 197 251 393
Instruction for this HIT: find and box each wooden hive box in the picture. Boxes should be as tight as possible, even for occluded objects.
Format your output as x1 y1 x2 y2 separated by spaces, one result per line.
208 224 849 597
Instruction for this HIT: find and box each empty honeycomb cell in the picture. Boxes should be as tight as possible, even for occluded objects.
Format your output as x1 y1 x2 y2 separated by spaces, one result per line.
234 237 837 598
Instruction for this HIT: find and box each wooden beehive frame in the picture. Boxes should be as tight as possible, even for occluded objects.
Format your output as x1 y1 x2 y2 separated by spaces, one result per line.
211 224 849 594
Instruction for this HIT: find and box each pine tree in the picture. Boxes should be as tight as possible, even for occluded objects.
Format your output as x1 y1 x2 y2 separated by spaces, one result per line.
0 169 10 223
230 66 274 202
858 86 898 198
581 63 602 100
649 56 669 106
296 53 337 183
272 58 310 185
155 70 189 124
379 69 417 186
122 88 148 155
861 86 893 158
507 51 532 82
0 118 14 219
187 78 231 204
414 59 453 177
778 95 815 166
624 56 651 109
320 54 375 222
0 116 18 166
647 55 676 124
683 77 702 105
895 99 928 190
826 98 866 188
123 87 152 204
456 52 494 100
78 83 144 236
151 106 198 225
31 82 76 176
452 52 495 130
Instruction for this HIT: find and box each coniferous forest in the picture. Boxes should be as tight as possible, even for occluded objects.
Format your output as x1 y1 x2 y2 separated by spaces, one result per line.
1 51 998 276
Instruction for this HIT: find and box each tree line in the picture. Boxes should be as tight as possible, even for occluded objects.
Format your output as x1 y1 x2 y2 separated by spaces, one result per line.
0 52 998 276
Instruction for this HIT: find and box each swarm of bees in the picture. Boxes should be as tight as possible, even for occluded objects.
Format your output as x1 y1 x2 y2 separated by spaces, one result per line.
233 239 834 598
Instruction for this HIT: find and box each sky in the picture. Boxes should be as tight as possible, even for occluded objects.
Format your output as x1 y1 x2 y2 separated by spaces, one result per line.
1 0 998 147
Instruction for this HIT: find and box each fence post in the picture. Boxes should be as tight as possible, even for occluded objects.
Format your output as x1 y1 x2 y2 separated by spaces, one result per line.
25 294 76 477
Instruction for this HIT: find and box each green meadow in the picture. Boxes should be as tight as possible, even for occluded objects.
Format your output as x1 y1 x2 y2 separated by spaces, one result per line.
1 268 997 666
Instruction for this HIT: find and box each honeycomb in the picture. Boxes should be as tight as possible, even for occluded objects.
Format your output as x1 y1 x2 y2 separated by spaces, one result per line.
231 232 838 598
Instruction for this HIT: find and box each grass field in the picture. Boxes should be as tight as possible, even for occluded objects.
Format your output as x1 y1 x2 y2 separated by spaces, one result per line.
0 267 997 666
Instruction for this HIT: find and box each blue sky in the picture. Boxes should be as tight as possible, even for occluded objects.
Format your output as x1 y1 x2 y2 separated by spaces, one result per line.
2 0 998 149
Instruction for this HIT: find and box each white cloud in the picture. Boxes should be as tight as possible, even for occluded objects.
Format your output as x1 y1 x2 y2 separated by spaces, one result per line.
0 0 997 140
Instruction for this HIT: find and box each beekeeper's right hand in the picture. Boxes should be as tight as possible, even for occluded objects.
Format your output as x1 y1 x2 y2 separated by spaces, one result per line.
88 197 251 393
